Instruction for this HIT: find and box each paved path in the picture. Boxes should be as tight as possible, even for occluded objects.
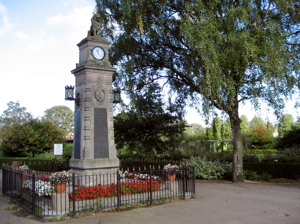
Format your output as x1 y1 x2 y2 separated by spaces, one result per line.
1 171 300 224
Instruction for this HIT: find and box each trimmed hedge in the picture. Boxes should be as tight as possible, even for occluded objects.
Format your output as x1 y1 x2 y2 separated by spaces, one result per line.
244 162 300 179
245 149 277 154
0 157 69 172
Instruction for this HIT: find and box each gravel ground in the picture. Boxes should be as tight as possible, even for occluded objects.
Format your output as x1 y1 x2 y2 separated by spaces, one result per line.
1 171 300 224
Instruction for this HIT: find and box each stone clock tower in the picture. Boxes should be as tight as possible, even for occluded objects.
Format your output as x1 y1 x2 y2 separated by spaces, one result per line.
69 14 119 177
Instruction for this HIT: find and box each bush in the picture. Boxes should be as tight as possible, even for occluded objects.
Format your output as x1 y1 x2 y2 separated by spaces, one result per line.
203 151 233 162
0 119 65 157
246 149 277 154
243 154 260 162
261 146 300 162
244 162 300 179
62 144 73 162
275 128 300 149
278 146 300 162
244 170 272 181
183 156 232 180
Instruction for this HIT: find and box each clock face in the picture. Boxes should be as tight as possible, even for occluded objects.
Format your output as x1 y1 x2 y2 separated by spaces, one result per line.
91 46 105 60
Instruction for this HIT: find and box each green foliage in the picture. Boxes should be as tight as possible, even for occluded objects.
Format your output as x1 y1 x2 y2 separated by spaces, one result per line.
183 156 232 180
244 162 300 179
0 101 33 126
264 146 300 162
0 119 65 157
276 128 300 150
63 144 73 161
221 119 232 139
278 114 294 137
42 106 74 136
114 83 186 155
243 154 260 162
244 170 272 181
184 123 206 139
246 149 277 155
34 143 72 163
212 117 222 140
202 151 233 162
248 117 275 147
240 115 249 134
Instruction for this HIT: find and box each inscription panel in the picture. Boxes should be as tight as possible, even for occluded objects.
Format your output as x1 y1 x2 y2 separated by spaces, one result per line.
74 109 81 159
94 108 109 158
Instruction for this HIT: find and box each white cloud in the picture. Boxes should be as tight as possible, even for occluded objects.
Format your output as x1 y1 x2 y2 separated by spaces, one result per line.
47 6 92 28
15 31 33 41
0 3 12 34
47 6 93 43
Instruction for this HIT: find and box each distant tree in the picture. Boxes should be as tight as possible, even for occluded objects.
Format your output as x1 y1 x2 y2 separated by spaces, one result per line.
249 117 265 130
240 115 249 134
278 114 294 137
114 83 186 156
248 117 274 147
0 101 32 127
292 118 300 130
212 117 222 140
0 119 65 157
184 123 206 138
42 106 74 136
221 118 232 139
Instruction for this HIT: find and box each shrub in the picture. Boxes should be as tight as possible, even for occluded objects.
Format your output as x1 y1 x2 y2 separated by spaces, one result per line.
260 146 300 162
0 119 65 157
243 154 260 162
202 151 233 162
183 156 232 180
275 128 300 149
244 162 300 179
244 170 272 181
246 149 277 154
279 146 300 162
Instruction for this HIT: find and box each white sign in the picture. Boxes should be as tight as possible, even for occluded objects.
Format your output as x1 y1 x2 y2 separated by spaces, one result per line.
54 144 63 155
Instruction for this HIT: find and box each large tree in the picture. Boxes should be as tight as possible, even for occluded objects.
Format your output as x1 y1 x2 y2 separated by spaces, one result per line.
42 106 74 136
0 119 65 157
97 0 300 182
0 101 32 127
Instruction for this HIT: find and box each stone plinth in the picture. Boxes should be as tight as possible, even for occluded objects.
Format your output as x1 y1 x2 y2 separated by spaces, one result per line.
165 181 179 196
52 193 69 212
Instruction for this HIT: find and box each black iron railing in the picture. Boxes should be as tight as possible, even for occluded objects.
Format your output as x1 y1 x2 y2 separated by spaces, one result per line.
2 166 195 217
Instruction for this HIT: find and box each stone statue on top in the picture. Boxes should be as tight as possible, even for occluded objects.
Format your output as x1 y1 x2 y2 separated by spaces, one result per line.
89 13 101 36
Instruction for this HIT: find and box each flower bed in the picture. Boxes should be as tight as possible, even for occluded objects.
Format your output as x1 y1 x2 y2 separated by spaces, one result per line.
163 164 180 174
23 180 54 197
124 171 161 182
69 180 161 201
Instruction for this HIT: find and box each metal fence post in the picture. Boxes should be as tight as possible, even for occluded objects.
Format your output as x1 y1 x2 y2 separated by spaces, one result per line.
72 173 76 217
149 169 153 205
192 166 196 194
117 170 121 212
1 168 3 196
182 166 186 200
32 174 36 215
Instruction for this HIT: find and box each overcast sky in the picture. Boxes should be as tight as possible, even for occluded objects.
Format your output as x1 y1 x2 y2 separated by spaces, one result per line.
0 0 299 126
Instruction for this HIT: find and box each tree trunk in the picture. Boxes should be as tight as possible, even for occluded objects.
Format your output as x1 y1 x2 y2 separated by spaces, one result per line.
229 109 244 183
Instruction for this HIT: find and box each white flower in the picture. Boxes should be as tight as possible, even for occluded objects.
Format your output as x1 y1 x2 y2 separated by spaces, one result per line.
23 180 54 196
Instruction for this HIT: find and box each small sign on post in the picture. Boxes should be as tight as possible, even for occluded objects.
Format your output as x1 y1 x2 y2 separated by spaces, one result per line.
54 144 63 155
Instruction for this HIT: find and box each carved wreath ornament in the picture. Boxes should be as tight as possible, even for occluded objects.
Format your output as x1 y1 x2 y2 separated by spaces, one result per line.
94 88 105 102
